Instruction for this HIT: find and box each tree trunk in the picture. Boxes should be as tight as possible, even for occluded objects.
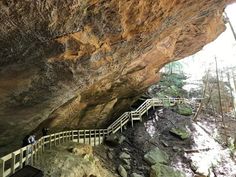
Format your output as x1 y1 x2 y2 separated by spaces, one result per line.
193 69 209 121
224 12 236 41
215 57 228 144
227 72 236 118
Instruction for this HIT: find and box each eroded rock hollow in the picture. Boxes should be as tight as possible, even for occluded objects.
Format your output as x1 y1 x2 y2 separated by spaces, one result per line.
0 0 232 154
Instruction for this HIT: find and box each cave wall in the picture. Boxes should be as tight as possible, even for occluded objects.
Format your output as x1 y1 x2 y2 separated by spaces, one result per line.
0 0 232 155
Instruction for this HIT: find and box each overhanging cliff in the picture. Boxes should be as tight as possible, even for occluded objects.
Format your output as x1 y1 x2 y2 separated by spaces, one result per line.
0 0 233 154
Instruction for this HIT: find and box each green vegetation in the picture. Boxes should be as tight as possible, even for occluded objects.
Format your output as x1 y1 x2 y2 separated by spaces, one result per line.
158 73 187 98
176 103 193 116
169 127 190 140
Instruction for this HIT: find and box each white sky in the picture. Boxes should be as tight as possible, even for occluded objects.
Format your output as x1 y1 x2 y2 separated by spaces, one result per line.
181 3 236 82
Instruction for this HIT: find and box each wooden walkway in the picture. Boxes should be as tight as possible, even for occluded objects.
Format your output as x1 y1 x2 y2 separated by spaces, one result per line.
0 97 187 177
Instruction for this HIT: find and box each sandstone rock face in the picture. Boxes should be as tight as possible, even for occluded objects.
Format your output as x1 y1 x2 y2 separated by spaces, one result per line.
0 0 230 155
35 142 115 177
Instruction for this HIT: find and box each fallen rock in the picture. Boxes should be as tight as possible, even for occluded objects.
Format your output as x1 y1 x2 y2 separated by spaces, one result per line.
131 173 144 177
122 148 130 152
169 127 190 140
172 146 182 152
122 158 131 166
123 164 131 170
176 103 193 116
144 147 169 165
105 134 126 146
107 151 113 159
150 163 186 177
161 140 169 147
190 161 212 177
68 144 93 156
119 135 126 144
119 152 131 159
118 165 128 177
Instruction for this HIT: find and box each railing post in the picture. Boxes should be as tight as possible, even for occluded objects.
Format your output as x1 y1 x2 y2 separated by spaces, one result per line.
89 130 91 145
94 130 96 146
63 132 65 142
99 130 101 144
103 129 105 143
0 159 4 177
25 146 30 165
49 135 52 149
139 111 142 122
152 99 155 109
120 119 123 132
58 133 61 144
83 130 86 144
30 145 34 166
39 140 42 160
78 130 80 143
146 101 149 116
72 131 74 142
35 143 38 162
131 113 134 127
20 149 23 169
11 152 16 174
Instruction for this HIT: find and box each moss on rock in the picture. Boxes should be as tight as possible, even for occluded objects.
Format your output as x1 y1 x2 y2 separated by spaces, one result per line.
176 103 192 116
150 163 186 177
144 147 169 165
169 127 190 140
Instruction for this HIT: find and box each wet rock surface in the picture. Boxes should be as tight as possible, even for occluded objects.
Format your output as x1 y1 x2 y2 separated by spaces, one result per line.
118 165 128 177
169 127 191 140
150 163 186 177
144 147 169 165
94 107 236 177
0 0 229 155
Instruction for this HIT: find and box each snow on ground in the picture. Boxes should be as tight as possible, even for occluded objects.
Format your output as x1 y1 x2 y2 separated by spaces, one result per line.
185 122 236 177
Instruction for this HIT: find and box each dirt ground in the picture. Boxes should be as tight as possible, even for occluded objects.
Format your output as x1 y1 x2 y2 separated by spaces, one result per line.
94 107 236 177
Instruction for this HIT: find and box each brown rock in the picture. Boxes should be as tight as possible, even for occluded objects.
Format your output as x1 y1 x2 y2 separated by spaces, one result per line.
69 144 93 156
0 0 228 155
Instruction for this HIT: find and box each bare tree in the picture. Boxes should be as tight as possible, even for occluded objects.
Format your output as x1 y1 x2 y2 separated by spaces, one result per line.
215 57 228 144
193 69 210 121
227 72 236 118
224 12 236 41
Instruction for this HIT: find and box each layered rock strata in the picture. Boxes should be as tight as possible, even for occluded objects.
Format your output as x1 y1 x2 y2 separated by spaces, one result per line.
0 0 232 154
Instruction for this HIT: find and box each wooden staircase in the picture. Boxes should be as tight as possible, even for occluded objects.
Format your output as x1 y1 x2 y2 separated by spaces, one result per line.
0 97 187 177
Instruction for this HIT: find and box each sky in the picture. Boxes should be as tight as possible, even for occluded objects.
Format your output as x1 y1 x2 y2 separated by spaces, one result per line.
181 3 236 83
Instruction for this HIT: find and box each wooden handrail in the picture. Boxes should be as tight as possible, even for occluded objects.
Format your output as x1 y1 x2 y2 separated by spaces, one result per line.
0 97 200 177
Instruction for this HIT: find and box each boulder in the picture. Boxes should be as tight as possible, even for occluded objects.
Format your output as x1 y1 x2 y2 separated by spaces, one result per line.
107 151 113 159
122 159 131 166
169 127 190 140
131 173 144 177
172 146 182 152
176 104 193 116
105 134 126 146
118 165 128 177
144 147 169 165
68 144 93 156
123 164 131 170
119 152 131 159
150 163 186 177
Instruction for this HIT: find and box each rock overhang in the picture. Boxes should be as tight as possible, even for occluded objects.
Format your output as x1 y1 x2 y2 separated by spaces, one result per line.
0 0 230 155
